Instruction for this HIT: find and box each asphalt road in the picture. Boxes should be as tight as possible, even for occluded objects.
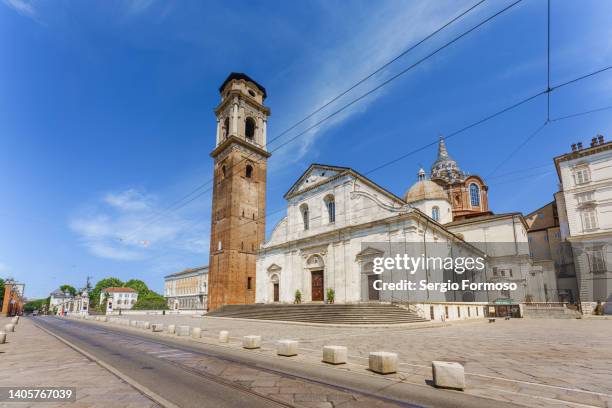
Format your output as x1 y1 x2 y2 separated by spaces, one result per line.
32 317 521 408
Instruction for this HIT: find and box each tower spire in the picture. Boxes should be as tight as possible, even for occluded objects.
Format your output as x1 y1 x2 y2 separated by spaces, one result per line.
437 136 451 161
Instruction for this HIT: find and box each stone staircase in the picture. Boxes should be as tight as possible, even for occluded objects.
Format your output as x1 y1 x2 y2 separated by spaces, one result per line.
206 303 429 325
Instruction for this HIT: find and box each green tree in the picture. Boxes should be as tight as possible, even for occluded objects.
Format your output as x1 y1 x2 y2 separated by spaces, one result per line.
132 291 168 310
24 298 46 313
124 279 150 297
90 277 123 310
59 284 77 297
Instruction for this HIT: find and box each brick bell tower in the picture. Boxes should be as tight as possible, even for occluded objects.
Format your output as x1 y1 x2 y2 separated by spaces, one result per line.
207 73 271 312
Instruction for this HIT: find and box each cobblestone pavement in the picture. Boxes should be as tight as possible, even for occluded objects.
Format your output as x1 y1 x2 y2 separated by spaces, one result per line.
107 314 612 408
0 317 158 408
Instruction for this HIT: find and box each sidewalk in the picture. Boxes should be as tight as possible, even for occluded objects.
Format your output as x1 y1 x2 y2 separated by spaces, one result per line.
0 317 158 408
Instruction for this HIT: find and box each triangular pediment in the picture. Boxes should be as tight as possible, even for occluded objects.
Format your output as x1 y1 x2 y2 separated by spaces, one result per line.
355 246 385 260
284 164 350 199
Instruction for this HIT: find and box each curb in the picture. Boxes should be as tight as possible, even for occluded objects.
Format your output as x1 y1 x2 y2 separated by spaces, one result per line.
32 321 179 408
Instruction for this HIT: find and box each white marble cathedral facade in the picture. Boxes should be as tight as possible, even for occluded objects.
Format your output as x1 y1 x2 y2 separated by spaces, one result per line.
256 140 548 314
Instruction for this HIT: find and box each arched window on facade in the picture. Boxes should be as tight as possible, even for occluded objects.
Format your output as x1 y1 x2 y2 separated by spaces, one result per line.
431 206 440 221
324 194 335 223
245 117 256 141
470 183 480 207
221 165 226 178
300 203 309 230
223 117 230 139
245 164 253 178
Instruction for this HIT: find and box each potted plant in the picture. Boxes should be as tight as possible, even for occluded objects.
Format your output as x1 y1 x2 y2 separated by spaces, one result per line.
294 289 302 304
326 288 335 304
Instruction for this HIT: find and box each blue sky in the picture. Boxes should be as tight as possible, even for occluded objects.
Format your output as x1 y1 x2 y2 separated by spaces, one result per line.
1 0 611 299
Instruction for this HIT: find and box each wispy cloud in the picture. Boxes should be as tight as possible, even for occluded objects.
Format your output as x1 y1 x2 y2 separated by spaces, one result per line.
124 0 156 15
2 0 35 18
70 188 209 261
269 1 476 166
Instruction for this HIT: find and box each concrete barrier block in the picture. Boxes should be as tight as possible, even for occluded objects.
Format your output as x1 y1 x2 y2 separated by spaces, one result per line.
130 320 137 327
100 316 107 322
322 346 347 365
167 324 176 334
11 317 18 324
432 361 465 390
192 327 202 339
177 325 190 336
219 330 229 343
0 331 6 344
4 324 15 333
143 321 151 329
151 324 164 332
277 340 298 357
242 335 261 349
369 352 398 374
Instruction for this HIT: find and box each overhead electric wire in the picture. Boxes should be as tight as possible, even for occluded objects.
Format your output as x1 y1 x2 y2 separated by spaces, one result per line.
119 0 488 241
125 2 612 248
143 64 612 261
119 0 511 241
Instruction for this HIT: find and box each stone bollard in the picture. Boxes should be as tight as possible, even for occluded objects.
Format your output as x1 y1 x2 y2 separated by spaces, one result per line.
167 324 176 334
322 346 347 365
100 316 107 322
11 317 18 325
242 335 261 349
432 361 465 390
129 320 136 327
369 352 398 374
192 327 202 339
0 331 6 344
151 323 164 332
143 321 151 329
219 330 229 343
277 340 298 357
176 325 190 336
4 324 15 333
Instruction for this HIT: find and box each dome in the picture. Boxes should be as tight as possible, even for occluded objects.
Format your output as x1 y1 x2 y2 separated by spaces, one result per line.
404 179 447 203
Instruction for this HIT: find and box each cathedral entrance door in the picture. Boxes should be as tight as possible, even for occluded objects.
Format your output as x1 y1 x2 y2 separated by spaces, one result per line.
311 271 324 301
368 275 380 301
273 283 279 302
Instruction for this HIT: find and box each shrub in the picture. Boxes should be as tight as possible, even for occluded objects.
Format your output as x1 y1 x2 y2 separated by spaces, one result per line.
326 288 335 304
294 289 302 304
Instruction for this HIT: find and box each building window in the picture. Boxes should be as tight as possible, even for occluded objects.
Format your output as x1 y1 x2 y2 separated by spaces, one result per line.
444 306 449 319
582 209 598 231
247 277 252 290
246 164 253 179
431 206 440 221
300 204 309 230
470 183 480 207
577 191 594 204
457 306 461 318
589 247 607 273
574 167 590 185
324 194 335 223
221 165 226 178
245 117 256 141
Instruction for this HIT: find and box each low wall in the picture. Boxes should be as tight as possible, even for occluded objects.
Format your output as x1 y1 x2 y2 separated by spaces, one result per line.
408 302 488 322
106 309 205 316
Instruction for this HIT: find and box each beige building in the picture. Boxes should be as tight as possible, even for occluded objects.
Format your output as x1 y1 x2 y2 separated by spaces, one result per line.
164 265 208 311
525 202 577 303
553 135 612 313
100 287 138 312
